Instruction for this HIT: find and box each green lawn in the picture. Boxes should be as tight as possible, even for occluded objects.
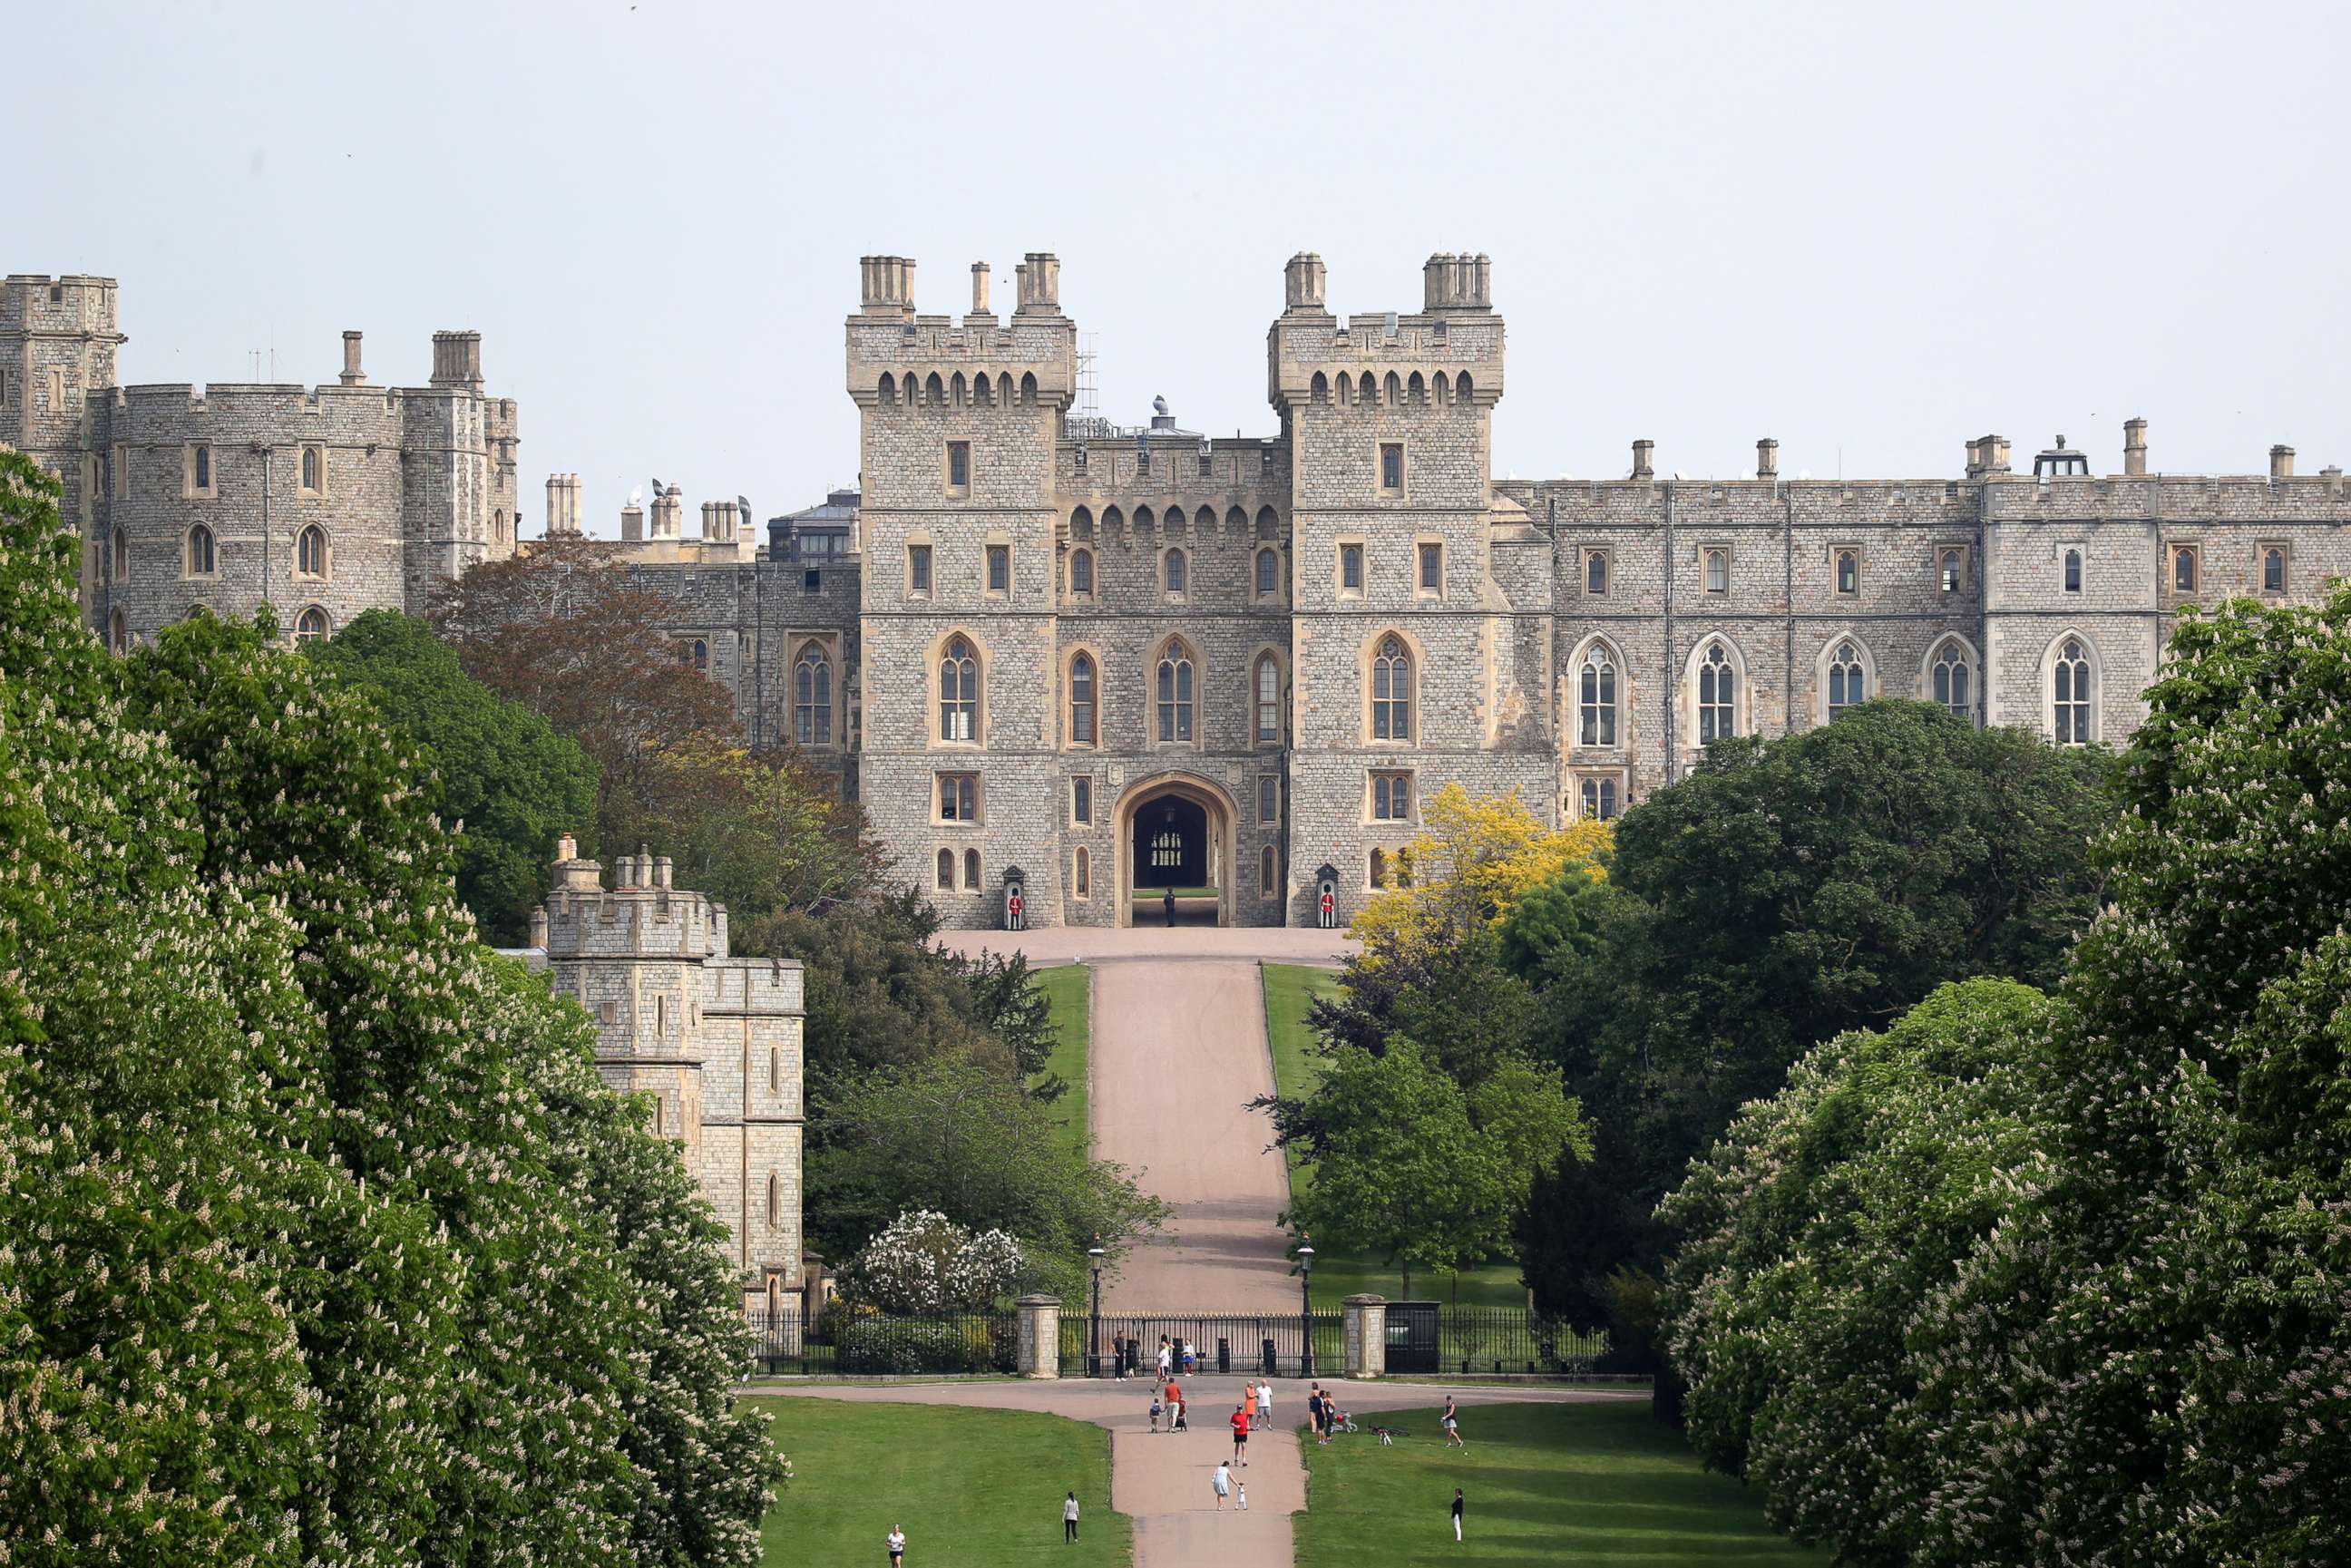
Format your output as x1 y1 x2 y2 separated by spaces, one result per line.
1034 963 1091 1154
1262 963 1528 1310
1296 1400 1826 1567
749 1395 1131 1566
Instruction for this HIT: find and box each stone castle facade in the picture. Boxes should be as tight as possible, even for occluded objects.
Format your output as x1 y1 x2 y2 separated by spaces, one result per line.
13 256 2350 930
522 838 805 1306
3 272 522 649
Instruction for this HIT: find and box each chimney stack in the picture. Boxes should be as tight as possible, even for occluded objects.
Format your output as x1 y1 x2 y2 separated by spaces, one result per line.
1979 434 2012 474
527 907 549 948
338 330 366 385
650 485 683 539
859 255 916 316
1016 252 1061 315
2270 443 2296 480
970 261 991 317
429 329 483 390
1631 439 1655 481
1755 438 1779 480
620 496 645 542
1283 252 1328 313
2123 417 2148 476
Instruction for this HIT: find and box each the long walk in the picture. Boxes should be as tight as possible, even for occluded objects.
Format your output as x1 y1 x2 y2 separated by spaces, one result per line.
1090 958 1297 1312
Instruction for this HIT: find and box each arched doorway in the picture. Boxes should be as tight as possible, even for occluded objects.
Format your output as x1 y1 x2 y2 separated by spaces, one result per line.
1114 773 1236 928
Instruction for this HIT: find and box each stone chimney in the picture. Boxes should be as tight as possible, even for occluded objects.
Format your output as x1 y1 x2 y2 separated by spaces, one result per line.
620 497 645 541
552 833 602 891
429 329 483 390
1978 434 2012 474
650 485 683 540
543 472 584 535
338 330 366 385
1016 252 1061 315
970 262 991 317
1283 252 1328 313
860 255 915 317
2123 417 2148 476
528 906 550 947
1755 438 1779 480
1421 253 1492 311
654 854 673 890
2270 443 2295 480
1631 439 1655 481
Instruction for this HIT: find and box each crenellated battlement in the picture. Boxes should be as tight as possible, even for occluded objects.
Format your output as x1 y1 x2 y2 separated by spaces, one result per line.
846 253 1076 412
2 273 119 334
1269 252 1505 414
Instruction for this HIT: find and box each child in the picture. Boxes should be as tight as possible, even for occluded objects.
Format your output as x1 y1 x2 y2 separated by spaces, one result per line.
1150 1393 1164 1433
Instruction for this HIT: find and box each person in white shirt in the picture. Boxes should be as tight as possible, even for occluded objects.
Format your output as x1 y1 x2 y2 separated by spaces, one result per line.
1062 1492 1080 1544
887 1524 906 1566
1256 1379 1273 1429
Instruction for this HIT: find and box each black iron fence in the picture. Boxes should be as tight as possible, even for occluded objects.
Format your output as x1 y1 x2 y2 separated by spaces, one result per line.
745 1306 1017 1378
1410 1307 1607 1377
1058 1312 1344 1380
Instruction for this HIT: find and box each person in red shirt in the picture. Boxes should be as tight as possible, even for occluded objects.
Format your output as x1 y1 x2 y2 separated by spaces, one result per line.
1164 1378 1185 1430
1230 1403 1251 1466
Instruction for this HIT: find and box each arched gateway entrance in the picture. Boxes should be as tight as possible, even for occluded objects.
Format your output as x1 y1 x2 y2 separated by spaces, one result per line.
1115 774 1236 928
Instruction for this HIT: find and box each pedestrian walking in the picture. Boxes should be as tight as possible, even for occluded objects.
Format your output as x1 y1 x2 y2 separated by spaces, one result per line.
1256 1379 1273 1430
1212 1462 1233 1510
1156 1337 1172 1380
1149 1391 1164 1433
1451 1488 1465 1543
887 1524 906 1566
1306 1387 1325 1445
1111 1332 1127 1380
1229 1402 1250 1466
1236 1480 1248 1512
1166 1377 1185 1430
1442 1395 1465 1449
1163 886 1176 927
1063 1492 1080 1544
1243 1380 1258 1433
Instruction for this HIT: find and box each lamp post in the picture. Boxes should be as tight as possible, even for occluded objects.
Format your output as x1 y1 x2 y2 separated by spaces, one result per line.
1297 1236 1315 1378
1088 1238 1105 1380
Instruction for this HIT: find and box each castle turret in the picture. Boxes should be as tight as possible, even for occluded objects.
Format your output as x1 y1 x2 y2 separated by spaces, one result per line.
3 274 126 607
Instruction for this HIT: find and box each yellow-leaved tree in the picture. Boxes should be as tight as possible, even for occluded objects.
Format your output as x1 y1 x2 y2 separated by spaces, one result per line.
1351 783 1609 969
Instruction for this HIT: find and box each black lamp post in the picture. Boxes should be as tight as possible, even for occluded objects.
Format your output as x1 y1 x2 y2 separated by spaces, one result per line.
1088 1238 1105 1379
1297 1236 1315 1378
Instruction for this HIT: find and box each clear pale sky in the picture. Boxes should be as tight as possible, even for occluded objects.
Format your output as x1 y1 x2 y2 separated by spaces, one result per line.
15 0 2346 532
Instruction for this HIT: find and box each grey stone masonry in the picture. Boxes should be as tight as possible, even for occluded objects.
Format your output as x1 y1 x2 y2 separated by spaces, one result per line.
529 836 805 1299
40 258 2347 933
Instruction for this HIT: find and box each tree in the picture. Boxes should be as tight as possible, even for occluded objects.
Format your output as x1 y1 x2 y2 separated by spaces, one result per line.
835 1210 1026 1314
436 539 875 928
810 1056 1165 1304
308 609 599 942
1280 1042 1586 1298
1657 979 2056 1558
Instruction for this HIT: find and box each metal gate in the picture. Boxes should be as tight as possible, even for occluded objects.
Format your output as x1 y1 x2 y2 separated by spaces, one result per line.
1384 1300 1439 1373
1060 1312 1342 1379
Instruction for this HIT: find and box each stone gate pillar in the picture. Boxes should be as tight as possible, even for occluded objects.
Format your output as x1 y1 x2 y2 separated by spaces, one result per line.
1342 1294 1388 1379
1015 1295 1061 1378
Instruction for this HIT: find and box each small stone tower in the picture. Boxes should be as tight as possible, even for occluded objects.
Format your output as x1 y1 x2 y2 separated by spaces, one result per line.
3 274 125 600
532 834 805 1302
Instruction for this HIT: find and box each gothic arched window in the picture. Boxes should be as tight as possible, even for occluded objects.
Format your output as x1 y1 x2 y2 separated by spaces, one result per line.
1069 547 1094 597
1696 643 1737 742
300 446 319 491
1826 641 1866 719
185 523 216 578
296 523 328 578
1578 645 1617 747
1371 635 1413 742
795 641 834 745
2263 546 2287 593
294 606 331 643
1165 548 1187 596
1068 653 1097 746
941 635 979 742
1930 639 1973 722
1255 548 1279 597
2063 548 2083 593
936 849 954 889
1254 653 1281 744
2053 638 2092 745
111 529 127 579
963 848 981 889
1156 640 1195 743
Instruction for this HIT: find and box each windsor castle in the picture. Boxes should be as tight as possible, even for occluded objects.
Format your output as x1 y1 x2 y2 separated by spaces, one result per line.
12 256 2351 937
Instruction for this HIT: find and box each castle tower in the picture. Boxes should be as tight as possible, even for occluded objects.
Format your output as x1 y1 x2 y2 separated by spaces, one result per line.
533 836 805 1295
1269 252 1546 922
3 275 125 608
847 252 1077 926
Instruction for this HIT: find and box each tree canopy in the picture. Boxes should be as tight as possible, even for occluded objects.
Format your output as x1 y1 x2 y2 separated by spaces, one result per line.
0 452 778 1563
1656 594 2351 1565
307 608 598 943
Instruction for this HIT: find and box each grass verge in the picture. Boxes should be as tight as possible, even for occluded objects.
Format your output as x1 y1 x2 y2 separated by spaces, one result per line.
749 1395 1131 1567
1261 962 1527 1310
1295 1399 1825 1567
1034 963 1091 1155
